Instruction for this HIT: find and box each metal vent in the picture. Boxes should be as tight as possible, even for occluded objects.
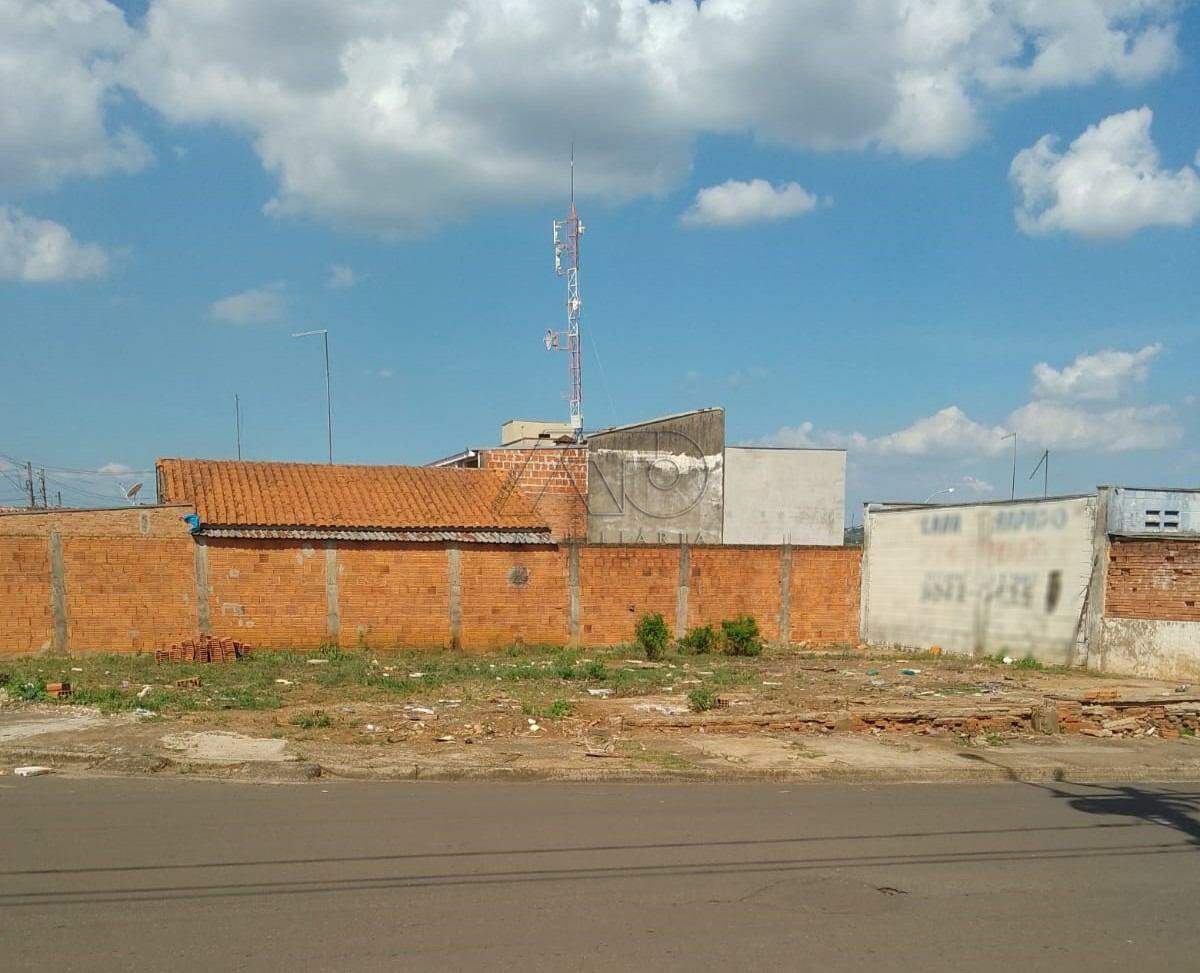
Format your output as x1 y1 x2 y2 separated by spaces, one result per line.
1144 509 1181 531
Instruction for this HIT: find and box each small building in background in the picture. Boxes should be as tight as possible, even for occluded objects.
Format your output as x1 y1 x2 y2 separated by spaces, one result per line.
431 406 846 546
860 485 1200 679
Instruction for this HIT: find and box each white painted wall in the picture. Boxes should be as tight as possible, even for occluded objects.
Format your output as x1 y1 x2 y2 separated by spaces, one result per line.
1100 618 1200 681
722 447 844 546
862 497 1096 664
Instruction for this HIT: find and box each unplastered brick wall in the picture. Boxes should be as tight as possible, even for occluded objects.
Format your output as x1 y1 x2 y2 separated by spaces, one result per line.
0 509 864 654
0 536 52 654
1106 537 1200 621
0 506 196 656
337 543 451 648
480 447 587 541
790 546 861 643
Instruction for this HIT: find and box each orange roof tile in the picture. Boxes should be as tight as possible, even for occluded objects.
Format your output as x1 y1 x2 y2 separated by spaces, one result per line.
156 459 547 532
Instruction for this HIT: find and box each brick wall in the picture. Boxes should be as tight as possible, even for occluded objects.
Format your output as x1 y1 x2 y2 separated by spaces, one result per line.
479 447 587 541
0 507 863 655
1106 537 1200 622
791 546 861 643
0 537 52 653
688 546 784 642
579 545 680 644
205 539 328 648
337 543 451 649
459 547 570 648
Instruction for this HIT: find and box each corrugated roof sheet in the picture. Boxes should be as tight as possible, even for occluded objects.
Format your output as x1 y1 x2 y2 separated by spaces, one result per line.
156 458 547 532
199 527 552 544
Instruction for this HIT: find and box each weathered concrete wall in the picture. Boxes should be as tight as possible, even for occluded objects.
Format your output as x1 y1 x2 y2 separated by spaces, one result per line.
1107 487 1200 536
722 447 844 546
1099 618 1200 681
862 496 1096 664
587 409 725 544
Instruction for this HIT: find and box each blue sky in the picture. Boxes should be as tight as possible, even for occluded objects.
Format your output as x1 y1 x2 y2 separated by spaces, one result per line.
1 1 1197 516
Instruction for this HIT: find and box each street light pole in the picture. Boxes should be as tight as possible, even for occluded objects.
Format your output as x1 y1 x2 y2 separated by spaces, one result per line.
292 329 333 464
923 487 956 504
1001 432 1016 500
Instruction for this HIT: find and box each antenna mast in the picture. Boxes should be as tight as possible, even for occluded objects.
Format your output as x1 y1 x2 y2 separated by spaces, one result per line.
545 146 585 441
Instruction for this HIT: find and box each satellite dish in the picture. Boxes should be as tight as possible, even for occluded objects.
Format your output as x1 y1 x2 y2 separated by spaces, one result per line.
125 482 144 504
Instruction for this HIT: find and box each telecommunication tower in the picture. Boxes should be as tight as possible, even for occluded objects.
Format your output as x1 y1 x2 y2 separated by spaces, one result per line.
544 151 585 441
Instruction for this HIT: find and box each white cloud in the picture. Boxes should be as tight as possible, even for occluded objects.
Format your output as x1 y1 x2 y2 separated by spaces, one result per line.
756 341 1180 457
97 462 132 474
1011 107 1200 239
681 180 822 228
960 475 994 494
110 0 1181 233
867 406 1009 457
1008 400 1181 452
1032 344 1161 401
379 368 393 379
0 205 110 282
209 283 286 324
327 263 365 289
0 0 151 190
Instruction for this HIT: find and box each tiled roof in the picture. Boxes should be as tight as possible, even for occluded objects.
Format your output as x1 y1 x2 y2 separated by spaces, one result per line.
156 459 548 532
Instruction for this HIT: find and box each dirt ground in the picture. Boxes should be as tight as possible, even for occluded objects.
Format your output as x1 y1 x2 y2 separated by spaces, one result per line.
4 643 1191 757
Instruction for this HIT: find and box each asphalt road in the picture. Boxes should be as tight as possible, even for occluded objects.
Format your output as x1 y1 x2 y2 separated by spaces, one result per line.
2 776 1199 971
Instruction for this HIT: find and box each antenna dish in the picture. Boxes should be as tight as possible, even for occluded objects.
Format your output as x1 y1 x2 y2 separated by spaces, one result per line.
125 482 144 503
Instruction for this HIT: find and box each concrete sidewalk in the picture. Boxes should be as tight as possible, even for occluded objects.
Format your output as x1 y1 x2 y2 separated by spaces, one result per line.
5 706 1200 785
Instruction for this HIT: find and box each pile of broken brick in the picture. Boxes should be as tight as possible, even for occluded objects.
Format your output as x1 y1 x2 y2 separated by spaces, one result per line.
1044 689 1200 740
155 636 253 664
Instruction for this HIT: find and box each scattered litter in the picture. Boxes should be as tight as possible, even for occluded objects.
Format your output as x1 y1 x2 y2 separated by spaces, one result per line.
1002 656 1014 665
409 672 425 678
527 718 537 725
70 667 83 672
364 724 377 732
175 676 201 689
1176 685 1191 694
14 766 52 777
529 723 541 732
275 678 292 685
406 705 436 715
45 682 70 699
632 702 689 716
137 685 152 699
585 750 624 758
434 735 455 743
587 688 613 697
133 707 154 717
763 681 782 687
899 669 920 677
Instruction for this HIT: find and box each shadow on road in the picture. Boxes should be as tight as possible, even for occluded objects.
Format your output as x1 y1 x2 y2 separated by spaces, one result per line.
956 751 1200 843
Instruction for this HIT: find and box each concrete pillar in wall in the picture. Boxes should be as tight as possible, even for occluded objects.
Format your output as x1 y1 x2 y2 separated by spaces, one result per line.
777 543 793 646
325 541 341 644
447 546 462 650
48 530 69 653
567 542 582 646
193 536 212 637
675 542 690 639
1082 487 1113 671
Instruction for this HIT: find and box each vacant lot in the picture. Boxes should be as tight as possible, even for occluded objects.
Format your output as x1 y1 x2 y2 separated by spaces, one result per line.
2 639 1182 753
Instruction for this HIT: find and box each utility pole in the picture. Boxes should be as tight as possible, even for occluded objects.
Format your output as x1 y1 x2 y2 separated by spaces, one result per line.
291 330 333 464
25 461 35 508
235 393 243 460
55 490 62 508
38 468 47 508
